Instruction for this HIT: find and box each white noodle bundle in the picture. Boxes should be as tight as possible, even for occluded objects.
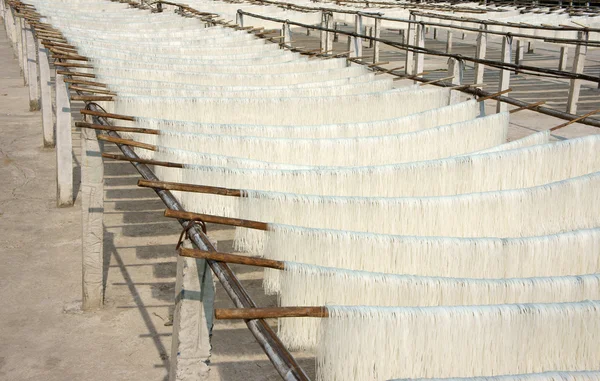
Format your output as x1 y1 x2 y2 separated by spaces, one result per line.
392 372 600 381
156 113 507 166
278 263 600 349
231 172 600 255
317 302 600 380
130 99 478 138
473 130 550 153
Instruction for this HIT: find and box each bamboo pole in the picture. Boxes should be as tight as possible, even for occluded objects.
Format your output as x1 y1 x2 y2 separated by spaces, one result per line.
97 135 156 150
57 70 96 78
64 78 108 88
101 153 184 168
53 62 93 69
80 109 135 121
550 108 600 131
509 101 546 114
71 95 114 102
477 88 512 102
180 248 285 270
69 85 116 96
164 209 269 231
138 179 242 197
75 121 159 135
420 76 454 86
215 307 328 319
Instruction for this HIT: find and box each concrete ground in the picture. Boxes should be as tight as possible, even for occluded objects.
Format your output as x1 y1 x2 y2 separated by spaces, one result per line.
2 11 600 381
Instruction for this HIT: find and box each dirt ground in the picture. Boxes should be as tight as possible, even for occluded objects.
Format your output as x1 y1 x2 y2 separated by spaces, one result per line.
1 13 600 381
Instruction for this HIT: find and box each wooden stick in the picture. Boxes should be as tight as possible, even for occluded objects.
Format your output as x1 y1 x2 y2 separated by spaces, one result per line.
164 209 269 231
550 108 600 131
71 95 114 102
477 88 512 102
75 121 159 135
138 179 242 197
57 70 96 78
215 307 328 320
69 85 116 96
64 78 108 88
451 82 485 90
97 135 156 150
80 109 135 121
368 61 390 67
375 66 405 75
101 153 184 168
392 71 429 80
53 55 89 61
420 76 455 86
179 248 285 270
509 101 546 114
53 62 93 69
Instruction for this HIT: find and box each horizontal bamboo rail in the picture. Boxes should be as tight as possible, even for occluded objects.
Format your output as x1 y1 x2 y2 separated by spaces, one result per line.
215 307 329 319
97 135 156 150
102 153 184 168
179 248 285 270
164 209 270 231
76 121 159 135
139 179 243 197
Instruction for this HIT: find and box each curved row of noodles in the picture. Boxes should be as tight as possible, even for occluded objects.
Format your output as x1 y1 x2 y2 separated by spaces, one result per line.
27 0 600 380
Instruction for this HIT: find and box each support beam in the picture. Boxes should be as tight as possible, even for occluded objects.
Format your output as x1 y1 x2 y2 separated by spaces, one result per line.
169 241 214 381
81 126 104 310
414 22 425 77
497 36 512 113
373 17 381 64
567 31 588 115
474 25 487 85
38 44 54 147
448 58 463 105
559 46 569 71
446 30 453 54
25 23 40 111
405 16 416 75
55 73 73 207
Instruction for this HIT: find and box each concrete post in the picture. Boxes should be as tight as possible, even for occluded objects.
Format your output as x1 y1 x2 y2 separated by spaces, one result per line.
366 26 373 48
497 35 512 113
474 25 487 85
373 17 381 64
567 31 588 115
320 12 327 53
25 24 40 111
446 30 453 53
55 73 74 207
352 14 363 58
333 22 338 42
38 45 54 147
20 18 28 85
527 41 534 53
448 58 463 105
81 127 104 310
405 15 416 75
281 22 291 47
169 240 215 381
15 16 24 73
559 46 569 71
433 28 437 40
414 22 425 77
515 39 524 67
326 14 334 55
235 12 243 27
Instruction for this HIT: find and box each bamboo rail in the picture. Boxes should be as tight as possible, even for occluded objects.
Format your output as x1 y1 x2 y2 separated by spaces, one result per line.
139 179 243 197
216 307 329 319
180 248 285 270
164 209 270 231
102 153 184 168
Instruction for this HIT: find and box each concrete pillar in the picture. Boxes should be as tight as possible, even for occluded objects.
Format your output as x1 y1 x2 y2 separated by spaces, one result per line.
414 22 425 77
474 25 487 85
81 127 104 310
497 36 512 113
433 28 437 40
366 26 373 48
38 45 54 147
351 14 363 58
559 46 569 71
333 22 338 42
448 58 463 105
20 18 28 85
446 30 453 53
235 12 243 27
320 12 327 53
15 16 24 73
527 41 534 53
281 22 291 47
405 15 416 75
169 240 214 381
515 39 524 67
373 18 381 64
567 31 588 115
25 23 40 111
325 14 334 55
55 73 73 207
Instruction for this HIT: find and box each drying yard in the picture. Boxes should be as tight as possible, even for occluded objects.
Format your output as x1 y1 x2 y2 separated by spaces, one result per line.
1 0 600 380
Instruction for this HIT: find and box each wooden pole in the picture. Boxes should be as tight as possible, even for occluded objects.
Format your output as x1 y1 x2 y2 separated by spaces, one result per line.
80 109 135 121
215 307 328 320
138 179 242 197
180 248 285 270
97 135 156 151
550 108 600 131
75 121 159 135
509 100 545 114
567 31 588 115
55 73 73 207
164 209 270 231
101 153 184 168
478 88 512 102
497 36 512 113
